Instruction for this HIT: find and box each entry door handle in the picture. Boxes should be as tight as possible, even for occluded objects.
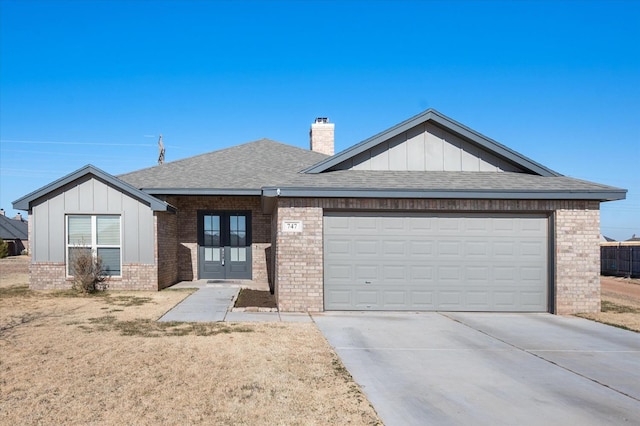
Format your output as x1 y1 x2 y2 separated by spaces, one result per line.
221 247 225 266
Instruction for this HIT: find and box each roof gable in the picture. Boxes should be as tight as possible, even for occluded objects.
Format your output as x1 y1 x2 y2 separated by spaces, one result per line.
303 109 560 176
0 215 28 240
12 165 171 212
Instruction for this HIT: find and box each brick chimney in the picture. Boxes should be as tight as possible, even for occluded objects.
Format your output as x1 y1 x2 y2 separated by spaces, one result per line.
309 117 334 156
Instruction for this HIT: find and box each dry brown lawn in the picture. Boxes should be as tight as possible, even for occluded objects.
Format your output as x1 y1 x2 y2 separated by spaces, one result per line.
577 276 640 332
5 269 635 426
0 273 381 425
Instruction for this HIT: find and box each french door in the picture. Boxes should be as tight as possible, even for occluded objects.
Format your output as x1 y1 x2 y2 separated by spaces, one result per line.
198 211 252 279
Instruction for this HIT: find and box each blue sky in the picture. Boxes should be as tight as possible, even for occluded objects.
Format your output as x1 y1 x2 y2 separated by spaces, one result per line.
1 0 638 240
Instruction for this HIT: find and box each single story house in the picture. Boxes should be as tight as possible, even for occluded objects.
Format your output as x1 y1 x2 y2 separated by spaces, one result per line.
0 210 29 256
13 109 626 314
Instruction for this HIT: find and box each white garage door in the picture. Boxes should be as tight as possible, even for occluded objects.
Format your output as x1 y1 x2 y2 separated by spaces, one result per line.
324 212 549 312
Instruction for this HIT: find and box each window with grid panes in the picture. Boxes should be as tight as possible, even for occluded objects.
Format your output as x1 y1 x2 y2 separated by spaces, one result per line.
67 215 121 276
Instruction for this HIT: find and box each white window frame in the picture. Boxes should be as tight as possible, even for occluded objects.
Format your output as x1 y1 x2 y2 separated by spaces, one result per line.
66 215 122 277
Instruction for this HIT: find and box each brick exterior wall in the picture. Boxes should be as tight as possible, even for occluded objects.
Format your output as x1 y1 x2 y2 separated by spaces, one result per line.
157 211 178 289
29 262 158 290
275 205 323 312
554 207 601 314
252 243 271 287
274 198 602 314
30 262 68 289
116 263 158 290
163 196 271 286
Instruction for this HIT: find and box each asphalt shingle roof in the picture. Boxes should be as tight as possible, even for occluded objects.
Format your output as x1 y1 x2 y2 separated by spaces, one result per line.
117 138 625 201
271 170 622 192
118 139 329 191
0 215 28 241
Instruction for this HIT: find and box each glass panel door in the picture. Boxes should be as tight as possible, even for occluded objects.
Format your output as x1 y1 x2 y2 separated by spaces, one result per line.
228 215 248 272
199 213 224 278
198 211 252 280
204 215 220 247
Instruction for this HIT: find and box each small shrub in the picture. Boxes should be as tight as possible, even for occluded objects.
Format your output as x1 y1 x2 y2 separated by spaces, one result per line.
69 250 109 294
0 238 8 258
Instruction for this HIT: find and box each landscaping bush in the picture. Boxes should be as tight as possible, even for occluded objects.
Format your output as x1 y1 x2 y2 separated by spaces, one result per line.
69 249 108 293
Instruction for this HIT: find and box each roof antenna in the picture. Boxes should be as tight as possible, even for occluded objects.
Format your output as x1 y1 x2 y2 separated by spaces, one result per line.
157 134 165 165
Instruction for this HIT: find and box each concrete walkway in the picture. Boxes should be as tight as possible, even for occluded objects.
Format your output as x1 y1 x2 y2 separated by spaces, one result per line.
158 287 239 322
158 285 312 322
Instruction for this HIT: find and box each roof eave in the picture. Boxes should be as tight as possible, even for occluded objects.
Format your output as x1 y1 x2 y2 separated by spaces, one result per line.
262 187 627 202
142 188 262 196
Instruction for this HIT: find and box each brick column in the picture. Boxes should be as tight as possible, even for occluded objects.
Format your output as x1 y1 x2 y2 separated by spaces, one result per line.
275 201 324 312
555 206 601 314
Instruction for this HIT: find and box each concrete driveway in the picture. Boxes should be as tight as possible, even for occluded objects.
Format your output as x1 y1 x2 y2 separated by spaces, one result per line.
313 312 640 426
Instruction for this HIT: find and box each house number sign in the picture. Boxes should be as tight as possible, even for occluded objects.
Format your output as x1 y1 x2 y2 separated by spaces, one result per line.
282 220 303 232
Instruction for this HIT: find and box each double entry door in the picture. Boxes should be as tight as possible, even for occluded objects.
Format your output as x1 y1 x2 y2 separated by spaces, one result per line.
198 211 252 280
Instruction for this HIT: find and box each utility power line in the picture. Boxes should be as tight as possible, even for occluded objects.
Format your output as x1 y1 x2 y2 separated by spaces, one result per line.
0 139 154 147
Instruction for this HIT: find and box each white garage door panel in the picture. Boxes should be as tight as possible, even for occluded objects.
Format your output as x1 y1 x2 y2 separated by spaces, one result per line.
324 213 548 312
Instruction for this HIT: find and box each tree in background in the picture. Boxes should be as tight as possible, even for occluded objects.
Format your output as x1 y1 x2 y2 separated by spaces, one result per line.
0 238 8 259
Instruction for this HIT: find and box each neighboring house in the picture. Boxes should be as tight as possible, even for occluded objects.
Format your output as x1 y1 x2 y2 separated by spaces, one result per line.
0 210 28 256
13 109 627 314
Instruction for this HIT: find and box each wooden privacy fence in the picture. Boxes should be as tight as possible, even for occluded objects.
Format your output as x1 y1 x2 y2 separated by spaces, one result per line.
601 242 640 278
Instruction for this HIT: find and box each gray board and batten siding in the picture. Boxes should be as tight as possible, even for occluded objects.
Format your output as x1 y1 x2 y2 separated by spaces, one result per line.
329 122 525 173
324 212 549 312
30 174 156 265
304 109 559 176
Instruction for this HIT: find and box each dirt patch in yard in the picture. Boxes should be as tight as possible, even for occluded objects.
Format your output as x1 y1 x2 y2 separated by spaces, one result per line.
0 273 381 425
577 276 640 332
234 289 277 308
600 276 640 300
